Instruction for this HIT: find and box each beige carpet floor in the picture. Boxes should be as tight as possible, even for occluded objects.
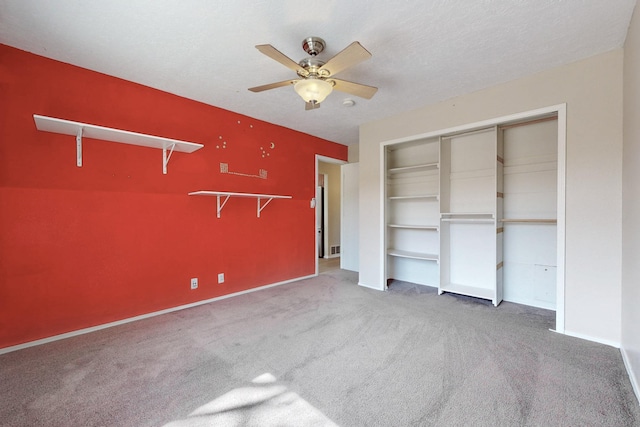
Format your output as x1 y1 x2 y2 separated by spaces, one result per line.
1 268 638 426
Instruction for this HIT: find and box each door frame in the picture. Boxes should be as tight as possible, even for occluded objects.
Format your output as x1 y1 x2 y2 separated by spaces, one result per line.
316 155 347 275
378 104 567 333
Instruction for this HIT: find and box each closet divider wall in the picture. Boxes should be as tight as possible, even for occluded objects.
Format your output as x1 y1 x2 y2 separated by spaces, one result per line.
439 127 503 306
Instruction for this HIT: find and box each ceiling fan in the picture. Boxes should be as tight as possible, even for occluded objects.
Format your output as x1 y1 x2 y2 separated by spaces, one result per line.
248 37 378 110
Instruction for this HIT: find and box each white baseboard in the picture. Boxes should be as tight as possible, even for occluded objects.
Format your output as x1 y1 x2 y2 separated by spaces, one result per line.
0 274 316 355
621 348 640 406
560 329 621 348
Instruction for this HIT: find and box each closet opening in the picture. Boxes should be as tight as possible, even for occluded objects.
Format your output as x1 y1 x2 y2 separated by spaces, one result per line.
381 105 566 332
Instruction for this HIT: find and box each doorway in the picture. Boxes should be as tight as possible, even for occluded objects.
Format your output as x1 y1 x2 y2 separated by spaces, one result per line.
316 155 347 275
317 174 327 258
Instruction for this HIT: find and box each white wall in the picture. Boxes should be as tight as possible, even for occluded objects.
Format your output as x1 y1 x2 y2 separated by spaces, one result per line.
348 144 359 163
359 50 624 345
622 3 640 401
341 162 359 272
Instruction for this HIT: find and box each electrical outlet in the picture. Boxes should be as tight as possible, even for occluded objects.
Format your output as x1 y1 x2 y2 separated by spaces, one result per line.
218 273 225 284
190 278 198 290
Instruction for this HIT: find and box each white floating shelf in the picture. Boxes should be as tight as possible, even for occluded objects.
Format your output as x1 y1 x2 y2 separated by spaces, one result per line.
34 114 204 174
189 191 292 218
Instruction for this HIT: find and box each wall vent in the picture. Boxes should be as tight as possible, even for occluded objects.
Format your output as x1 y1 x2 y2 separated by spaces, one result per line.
330 245 341 255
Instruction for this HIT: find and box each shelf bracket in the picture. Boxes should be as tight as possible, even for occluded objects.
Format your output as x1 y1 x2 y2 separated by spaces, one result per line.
216 194 231 218
162 143 176 175
257 197 275 218
76 127 83 167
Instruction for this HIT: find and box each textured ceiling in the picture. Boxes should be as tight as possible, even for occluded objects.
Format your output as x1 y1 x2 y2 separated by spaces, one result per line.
0 0 636 145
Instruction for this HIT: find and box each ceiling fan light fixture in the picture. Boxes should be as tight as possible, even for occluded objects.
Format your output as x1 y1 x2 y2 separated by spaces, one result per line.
249 37 376 110
294 78 333 104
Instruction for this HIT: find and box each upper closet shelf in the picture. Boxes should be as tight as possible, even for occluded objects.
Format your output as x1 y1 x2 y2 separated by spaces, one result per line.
188 191 292 218
440 212 495 223
34 114 204 174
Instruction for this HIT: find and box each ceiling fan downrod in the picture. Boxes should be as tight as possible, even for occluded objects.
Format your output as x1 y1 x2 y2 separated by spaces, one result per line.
301 37 326 56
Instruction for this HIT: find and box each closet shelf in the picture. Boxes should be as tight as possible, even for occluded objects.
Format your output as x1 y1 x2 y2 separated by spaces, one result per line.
441 218 495 223
387 249 439 262
388 163 439 174
389 194 439 200
439 282 495 301
388 224 439 230
502 218 557 224
441 213 495 223
441 212 494 217
34 114 203 174
188 191 292 218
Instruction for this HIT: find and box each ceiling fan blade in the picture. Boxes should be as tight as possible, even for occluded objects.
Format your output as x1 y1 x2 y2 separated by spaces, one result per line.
255 44 307 75
319 42 372 77
248 79 298 92
330 78 378 99
305 101 321 111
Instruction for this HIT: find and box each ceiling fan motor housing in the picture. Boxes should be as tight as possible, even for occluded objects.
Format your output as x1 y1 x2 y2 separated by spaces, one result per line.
302 37 325 56
297 58 328 78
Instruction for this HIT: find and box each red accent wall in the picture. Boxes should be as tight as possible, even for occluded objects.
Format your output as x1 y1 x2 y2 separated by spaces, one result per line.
0 44 347 349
